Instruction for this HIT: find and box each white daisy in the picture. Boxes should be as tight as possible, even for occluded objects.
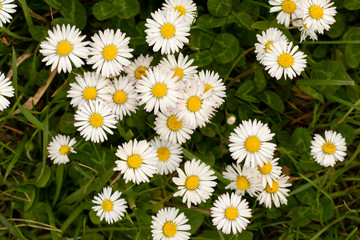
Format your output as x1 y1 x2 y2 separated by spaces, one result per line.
263 41 307 80
154 110 194 144
269 0 299 27
124 54 153 81
254 27 288 63
173 158 217 208
92 186 127 224
162 0 197 25
149 136 183 175
113 139 158 184
67 72 110 108
310 130 347 167
226 114 236 125
297 0 337 34
39 24 89 73
0 73 14 111
211 192 252 235
145 9 190 55
228 119 277 168
0 0 16 28
195 70 226 108
74 100 117 143
151 207 191 240
257 175 292 208
256 157 282 188
87 29 133 78
292 19 318 42
47 134 76 164
222 164 262 197
105 76 138 120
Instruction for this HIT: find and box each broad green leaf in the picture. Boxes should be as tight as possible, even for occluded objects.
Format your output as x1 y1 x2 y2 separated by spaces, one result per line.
210 33 239 64
258 90 285 113
310 198 334 222
251 20 272 30
235 80 259 102
267 208 282 219
18 104 45 130
34 163 52 188
344 0 360 10
299 152 322 171
326 14 345 38
196 14 227 28
237 231 254 240
58 113 77 134
0 213 26 240
207 0 232 17
297 84 324 103
228 11 253 29
89 210 101 225
288 206 312 227
181 209 205 234
254 69 267 92
93 1 118 21
51 18 75 27
290 127 311 152
44 0 62 9
24 186 37 211
343 27 360 68
189 28 215 50
189 50 213 67
296 188 316 205
235 1 260 20
200 125 217 137
114 0 140 19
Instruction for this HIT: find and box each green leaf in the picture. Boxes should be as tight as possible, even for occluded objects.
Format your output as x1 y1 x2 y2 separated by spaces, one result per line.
44 0 62 9
326 14 345 38
189 50 214 67
207 0 232 17
297 84 324 103
296 188 316 205
89 210 101 225
181 209 205 234
53 164 64 206
267 208 282 219
288 206 312 227
343 27 360 68
251 20 272 30
0 213 26 239
93 1 118 21
228 11 253 29
189 28 215 50
258 90 285 113
24 186 37 211
237 231 254 240
290 127 311 153
200 125 217 137
114 0 140 19
254 69 267 92
344 0 360 10
18 105 45 130
235 80 259 102
196 14 227 29
51 18 75 27
310 198 334 222
35 163 52 188
210 33 239 64
299 152 322 171
58 113 77 134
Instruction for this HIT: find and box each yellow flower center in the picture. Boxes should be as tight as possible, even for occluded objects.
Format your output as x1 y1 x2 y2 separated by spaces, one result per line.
265 181 279 193
187 96 201 112
59 145 70 155
172 67 184 81
135 66 147 79
0 3 2 9
278 53 294 68
281 0 297 13
245 136 261 153
225 207 238 220
185 175 199 190
174 5 186 17
161 23 175 38
258 161 272 175
127 155 142 169
113 90 127 104
236 176 250 190
152 83 167 98
83 87 97 100
157 147 170 161
204 84 213 93
167 116 182 131
102 45 118 61
163 222 177 237
265 41 274 52
56 41 72 56
323 142 336 154
309 5 324 19
89 113 103 128
101 199 114 212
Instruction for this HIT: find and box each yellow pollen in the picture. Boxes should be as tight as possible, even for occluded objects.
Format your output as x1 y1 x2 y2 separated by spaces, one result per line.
309 5 324 19
225 207 238 220
236 176 250 190
245 136 261 153
278 53 294 68
187 96 201 112
323 142 336 154
113 90 127 104
0 3 2 9
174 5 186 17
258 161 272 175
56 41 72 56
157 147 170 161
152 83 167 98
172 67 184 81
265 41 274 52
161 23 175 38
204 84 213 93
167 116 182 131
101 199 114 212
127 155 142 169
185 175 199 190
281 0 297 13
266 181 279 193
163 222 177 237
83 87 97 100
59 145 70 155
102 45 118 61
135 66 147 79
89 113 103 128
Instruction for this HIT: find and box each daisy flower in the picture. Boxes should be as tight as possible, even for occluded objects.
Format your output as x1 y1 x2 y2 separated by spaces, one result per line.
173 158 217 208
162 0 197 25
263 41 307 80
310 130 347 167
145 9 190 54
39 24 89 73
292 19 318 42
256 157 282 188
222 164 262 197
254 27 288 63
105 76 138 120
195 70 226 108
226 114 236 125
92 187 127 224
67 72 110 108
47 134 76 164
269 0 299 27
87 29 133 78
113 139 158 184
151 207 191 240
124 54 153 81
74 100 117 143
0 0 16 28
154 110 194 144
136 66 179 115
149 136 183 175
229 119 277 168
211 192 252 235
257 175 292 208
159 52 198 85
0 73 14 111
